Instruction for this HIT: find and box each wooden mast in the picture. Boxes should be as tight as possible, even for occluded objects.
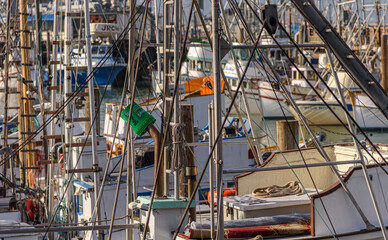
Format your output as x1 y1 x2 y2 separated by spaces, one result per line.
19 0 36 188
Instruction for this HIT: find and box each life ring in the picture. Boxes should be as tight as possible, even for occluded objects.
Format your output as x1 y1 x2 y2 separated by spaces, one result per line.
26 197 35 219
207 187 236 206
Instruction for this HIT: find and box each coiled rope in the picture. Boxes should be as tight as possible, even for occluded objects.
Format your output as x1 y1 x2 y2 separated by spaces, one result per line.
252 181 304 198
172 123 185 171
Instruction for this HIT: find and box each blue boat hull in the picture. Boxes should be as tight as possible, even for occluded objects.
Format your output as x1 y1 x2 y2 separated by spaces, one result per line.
59 65 126 86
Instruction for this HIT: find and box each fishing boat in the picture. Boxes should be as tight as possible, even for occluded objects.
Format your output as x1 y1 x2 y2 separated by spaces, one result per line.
224 60 324 118
67 43 127 86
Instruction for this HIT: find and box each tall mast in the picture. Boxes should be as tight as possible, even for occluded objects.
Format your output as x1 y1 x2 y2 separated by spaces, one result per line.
19 0 36 188
34 0 48 179
48 0 60 237
126 0 136 238
3 0 11 192
211 0 224 237
172 0 181 200
83 0 102 237
63 0 73 228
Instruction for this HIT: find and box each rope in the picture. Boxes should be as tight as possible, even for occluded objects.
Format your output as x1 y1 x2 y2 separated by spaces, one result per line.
172 123 185 171
252 181 304 198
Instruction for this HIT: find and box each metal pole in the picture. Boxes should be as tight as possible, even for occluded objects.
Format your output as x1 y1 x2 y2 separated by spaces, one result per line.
208 102 215 240
83 0 101 238
63 0 73 231
211 0 224 237
48 0 60 238
126 0 136 238
326 49 388 240
153 0 162 88
3 0 10 194
173 0 181 200
35 0 48 172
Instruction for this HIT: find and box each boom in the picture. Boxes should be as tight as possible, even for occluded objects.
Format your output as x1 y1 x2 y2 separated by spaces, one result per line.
291 0 388 119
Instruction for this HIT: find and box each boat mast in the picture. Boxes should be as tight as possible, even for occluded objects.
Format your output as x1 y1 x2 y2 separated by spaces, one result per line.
83 0 102 237
172 0 181 200
34 0 49 179
212 0 224 237
48 0 60 236
3 0 11 192
126 0 136 238
63 0 73 229
19 0 36 188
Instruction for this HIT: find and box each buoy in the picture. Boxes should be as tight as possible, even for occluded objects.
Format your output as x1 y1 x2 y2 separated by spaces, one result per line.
207 188 236 206
26 198 34 219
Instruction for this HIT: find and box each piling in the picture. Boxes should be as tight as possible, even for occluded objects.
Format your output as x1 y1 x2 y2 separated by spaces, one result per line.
276 120 299 151
179 104 197 222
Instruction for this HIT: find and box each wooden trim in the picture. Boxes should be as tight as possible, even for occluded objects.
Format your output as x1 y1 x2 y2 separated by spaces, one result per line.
66 66 88 71
65 92 89 97
65 117 90 122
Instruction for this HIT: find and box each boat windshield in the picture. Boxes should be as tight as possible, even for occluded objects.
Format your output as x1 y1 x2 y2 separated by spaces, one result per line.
92 46 98 54
99 46 107 54
233 49 250 61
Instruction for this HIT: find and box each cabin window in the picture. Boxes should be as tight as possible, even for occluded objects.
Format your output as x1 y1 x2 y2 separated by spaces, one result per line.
99 46 107 54
232 79 237 87
197 61 203 71
307 71 315 80
205 61 212 72
240 49 250 60
92 46 98 54
292 70 297 80
270 51 275 58
77 193 84 215
243 81 247 89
